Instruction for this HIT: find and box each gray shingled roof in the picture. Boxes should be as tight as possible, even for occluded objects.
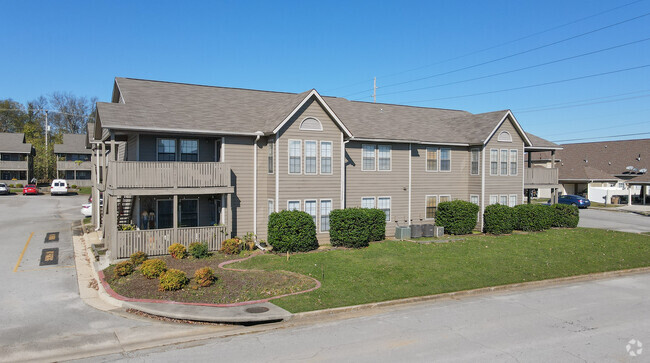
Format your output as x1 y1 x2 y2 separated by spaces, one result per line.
96 77 545 146
54 134 91 154
0 133 32 153
526 133 561 150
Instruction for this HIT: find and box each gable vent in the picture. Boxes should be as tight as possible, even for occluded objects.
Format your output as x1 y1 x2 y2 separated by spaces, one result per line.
299 117 323 131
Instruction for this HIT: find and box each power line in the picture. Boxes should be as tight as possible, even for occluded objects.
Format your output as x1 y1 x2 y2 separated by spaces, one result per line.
343 10 650 98
0 108 91 118
362 37 650 100
515 93 650 113
541 119 650 138
402 63 650 104
552 131 650 143
513 89 650 112
325 0 645 93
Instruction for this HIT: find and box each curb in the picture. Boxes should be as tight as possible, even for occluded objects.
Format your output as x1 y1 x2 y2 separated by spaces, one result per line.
291 266 650 321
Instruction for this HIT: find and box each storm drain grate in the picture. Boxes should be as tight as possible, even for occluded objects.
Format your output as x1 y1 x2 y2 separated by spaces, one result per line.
245 306 270 314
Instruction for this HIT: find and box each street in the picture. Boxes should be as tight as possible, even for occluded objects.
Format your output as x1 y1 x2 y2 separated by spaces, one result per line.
579 208 650 233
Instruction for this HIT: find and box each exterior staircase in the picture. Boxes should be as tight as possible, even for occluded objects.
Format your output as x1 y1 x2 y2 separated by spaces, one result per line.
117 196 134 226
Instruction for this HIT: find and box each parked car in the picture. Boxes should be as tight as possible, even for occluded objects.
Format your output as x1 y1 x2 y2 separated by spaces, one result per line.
81 203 93 217
22 184 39 195
557 194 591 208
50 179 68 195
0 183 8 195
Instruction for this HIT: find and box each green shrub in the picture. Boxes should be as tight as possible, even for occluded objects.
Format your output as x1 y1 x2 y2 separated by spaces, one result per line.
71 184 77 189
552 204 580 228
158 269 189 291
8 184 14 188
114 261 134 277
220 238 242 255
268 210 318 253
129 251 148 266
484 204 515 234
435 200 479 235
194 267 216 287
141 259 167 279
329 208 386 248
168 243 187 259
15 183 23 188
188 242 209 258
513 204 554 231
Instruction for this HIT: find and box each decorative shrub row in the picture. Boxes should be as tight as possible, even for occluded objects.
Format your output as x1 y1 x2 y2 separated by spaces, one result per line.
435 200 479 235
484 203 579 234
329 208 387 248
158 269 189 291
220 238 243 255
141 258 167 278
168 243 187 259
268 210 319 253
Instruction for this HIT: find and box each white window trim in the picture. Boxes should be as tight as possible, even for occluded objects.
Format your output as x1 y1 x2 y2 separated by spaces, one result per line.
489 195 498 205
361 144 376 171
439 148 452 172
490 148 498 176
377 145 392 172
424 195 437 220
179 139 199 162
509 194 517 207
179 197 199 227
299 117 323 131
361 196 376 208
499 195 508 205
268 199 274 216
470 194 480 205
470 148 480 175
267 141 274 174
425 147 438 172
509 149 518 176
377 196 391 222
320 140 333 175
319 199 333 233
156 138 177 162
304 140 318 175
439 195 452 203
304 199 318 230
500 148 509 176
287 200 301 211
288 139 302 175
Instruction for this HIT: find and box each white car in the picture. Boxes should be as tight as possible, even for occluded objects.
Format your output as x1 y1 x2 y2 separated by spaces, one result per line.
0 183 8 195
50 179 68 195
81 203 92 217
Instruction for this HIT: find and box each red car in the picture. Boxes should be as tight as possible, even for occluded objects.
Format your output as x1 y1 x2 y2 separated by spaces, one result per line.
23 184 39 195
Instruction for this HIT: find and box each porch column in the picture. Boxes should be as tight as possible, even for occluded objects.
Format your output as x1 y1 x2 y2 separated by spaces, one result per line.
173 195 178 229
628 186 632 206
226 193 232 238
527 152 532 204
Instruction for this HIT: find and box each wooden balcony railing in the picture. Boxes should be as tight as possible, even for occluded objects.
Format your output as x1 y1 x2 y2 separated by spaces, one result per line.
0 160 28 170
107 161 231 189
524 167 559 186
115 225 227 258
57 160 92 170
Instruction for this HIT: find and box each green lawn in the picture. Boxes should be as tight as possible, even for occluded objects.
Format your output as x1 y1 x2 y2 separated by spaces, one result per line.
235 228 650 313
76 187 92 195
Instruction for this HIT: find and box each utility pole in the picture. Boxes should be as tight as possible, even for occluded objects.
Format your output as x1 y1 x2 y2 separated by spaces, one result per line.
45 110 49 179
373 77 377 103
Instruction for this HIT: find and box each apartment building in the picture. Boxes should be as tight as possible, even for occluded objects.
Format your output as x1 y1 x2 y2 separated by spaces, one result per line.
0 132 34 185
54 134 93 187
91 78 559 260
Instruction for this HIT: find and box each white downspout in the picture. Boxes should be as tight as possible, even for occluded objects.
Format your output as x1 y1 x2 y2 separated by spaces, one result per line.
408 143 412 224
253 131 263 236
342 136 350 208
275 135 279 212
481 145 486 230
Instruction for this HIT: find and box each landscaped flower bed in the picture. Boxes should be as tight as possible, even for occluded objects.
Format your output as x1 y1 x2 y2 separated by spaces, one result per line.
102 252 318 304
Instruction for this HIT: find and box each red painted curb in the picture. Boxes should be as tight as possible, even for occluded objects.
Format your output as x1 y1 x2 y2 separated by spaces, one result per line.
98 253 321 308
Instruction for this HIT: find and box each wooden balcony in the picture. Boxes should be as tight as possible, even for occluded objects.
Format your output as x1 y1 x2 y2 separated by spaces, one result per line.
106 161 233 195
525 167 559 187
0 160 28 170
57 160 92 170
115 225 227 258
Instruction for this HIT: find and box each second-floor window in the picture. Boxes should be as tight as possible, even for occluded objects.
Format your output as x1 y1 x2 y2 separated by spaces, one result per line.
490 149 498 175
268 142 274 174
362 144 375 171
304 141 317 174
289 140 301 174
321 141 332 174
500 149 508 175
158 139 176 161
378 145 391 170
471 149 479 175
180 140 198 162
426 147 437 171
510 149 518 175
440 148 451 171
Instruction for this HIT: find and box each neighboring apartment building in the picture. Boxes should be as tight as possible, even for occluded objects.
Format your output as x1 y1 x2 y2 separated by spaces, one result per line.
54 134 93 186
531 138 649 204
91 77 559 260
0 132 34 185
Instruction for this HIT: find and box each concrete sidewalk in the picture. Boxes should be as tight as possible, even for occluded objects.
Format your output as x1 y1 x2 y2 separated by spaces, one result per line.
591 204 650 216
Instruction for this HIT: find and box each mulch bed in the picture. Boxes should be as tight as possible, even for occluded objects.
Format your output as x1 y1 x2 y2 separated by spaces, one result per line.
103 253 317 305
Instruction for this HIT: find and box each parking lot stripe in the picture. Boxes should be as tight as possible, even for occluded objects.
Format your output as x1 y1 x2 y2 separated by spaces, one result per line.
13 232 34 272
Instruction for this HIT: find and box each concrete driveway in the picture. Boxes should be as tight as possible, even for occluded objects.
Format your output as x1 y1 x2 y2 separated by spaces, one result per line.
579 208 650 233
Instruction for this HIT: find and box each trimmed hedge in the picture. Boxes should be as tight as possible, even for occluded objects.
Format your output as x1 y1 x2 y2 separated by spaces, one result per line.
188 242 209 258
168 243 187 259
435 200 479 235
484 204 515 234
513 204 554 231
552 204 580 228
141 259 167 279
158 269 189 291
329 208 386 248
268 210 318 253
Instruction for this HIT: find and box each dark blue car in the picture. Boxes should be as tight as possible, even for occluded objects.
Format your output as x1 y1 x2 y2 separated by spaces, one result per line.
557 195 591 208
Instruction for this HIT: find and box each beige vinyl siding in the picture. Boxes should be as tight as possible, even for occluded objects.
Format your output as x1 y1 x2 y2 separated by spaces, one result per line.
411 145 472 223
345 141 409 235
484 117 525 206
224 135 256 237
137 134 218 162
255 137 271 241
276 98 343 244
127 134 138 161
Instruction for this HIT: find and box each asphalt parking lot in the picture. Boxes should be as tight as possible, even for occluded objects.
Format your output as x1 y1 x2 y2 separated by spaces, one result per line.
579 208 650 233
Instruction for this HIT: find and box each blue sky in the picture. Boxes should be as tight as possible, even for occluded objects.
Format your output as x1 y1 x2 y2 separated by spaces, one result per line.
2 0 649 143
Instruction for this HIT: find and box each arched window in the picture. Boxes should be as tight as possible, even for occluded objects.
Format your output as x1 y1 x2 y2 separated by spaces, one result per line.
299 117 323 131
497 131 512 142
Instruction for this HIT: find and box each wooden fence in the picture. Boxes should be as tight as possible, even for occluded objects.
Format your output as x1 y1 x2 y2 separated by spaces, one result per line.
115 225 227 258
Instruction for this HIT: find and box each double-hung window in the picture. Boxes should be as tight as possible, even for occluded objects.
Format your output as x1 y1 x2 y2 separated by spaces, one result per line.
304 141 317 174
378 145 391 171
287 200 300 211
362 144 375 171
320 141 332 174
157 200 173 229
320 200 332 232
500 195 508 205
180 140 198 162
470 195 479 205
490 195 498 205
268 199 274 217
179 199 198 227
304 200 317 227
377 197 391 222
510 149 518 175
500 149 508 175
471 149 479 175
361 197 375 209
490 149 498 175
426 147 438 171
425 196 437 219
440 148 451 171
268 142 274 174
509 195 517 207
157 139 176 161
289 140 301 174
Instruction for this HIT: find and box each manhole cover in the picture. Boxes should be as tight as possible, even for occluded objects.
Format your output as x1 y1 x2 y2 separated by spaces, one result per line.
245 306 270 314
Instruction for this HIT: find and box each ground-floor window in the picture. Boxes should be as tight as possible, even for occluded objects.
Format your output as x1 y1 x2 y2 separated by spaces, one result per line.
320 200 332 232
304 200 317 226
287 200 300 211
490 195 498 205
500 195 508 205
179 199 198 227
470 195 480 205
425 195 437 219
378 197 391 222
157 200 173 229
509 195 517 207
76 170 91 180
361 197 375 208
268 199 274 218
1 170 26 180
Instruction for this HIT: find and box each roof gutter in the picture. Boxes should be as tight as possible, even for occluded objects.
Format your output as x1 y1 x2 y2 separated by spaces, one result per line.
349 137 469 147
105 125 263 137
